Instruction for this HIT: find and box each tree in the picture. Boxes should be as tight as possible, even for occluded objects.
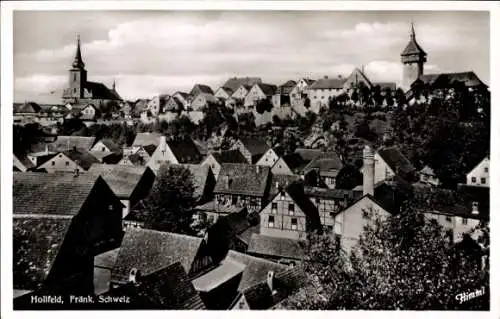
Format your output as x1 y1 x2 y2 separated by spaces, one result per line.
238 112 256 132
255 98 273 114
304 97 311 109
140 164 196 235
335 165 363 190
285 197 489 310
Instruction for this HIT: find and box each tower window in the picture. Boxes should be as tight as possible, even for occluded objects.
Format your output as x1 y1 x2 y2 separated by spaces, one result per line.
73 74 77 81
74 88 77 94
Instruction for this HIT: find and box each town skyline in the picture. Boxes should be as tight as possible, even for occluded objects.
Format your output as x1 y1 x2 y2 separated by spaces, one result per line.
14 10 490 103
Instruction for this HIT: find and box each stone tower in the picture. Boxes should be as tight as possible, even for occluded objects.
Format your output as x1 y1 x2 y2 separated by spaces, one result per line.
68 34 87 99
400 22 427 91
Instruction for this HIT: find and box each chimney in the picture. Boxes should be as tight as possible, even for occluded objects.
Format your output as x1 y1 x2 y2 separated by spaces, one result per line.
267 270 277 295
129 268 139 285
363 145 375 196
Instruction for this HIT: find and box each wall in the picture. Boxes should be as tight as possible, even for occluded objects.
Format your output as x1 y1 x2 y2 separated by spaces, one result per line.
202 156 222 180
271 158 295 176
374 152 395 184
466 158 489 187
256 149 279 167
260 191 307 240
40 153 84 173
147 139 178 172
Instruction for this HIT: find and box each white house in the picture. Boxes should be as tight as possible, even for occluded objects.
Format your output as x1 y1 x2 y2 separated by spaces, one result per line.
214 87 234 100
466 157 489 187
231 84 253 100
244 84 277 107
255 148 280 167
307 76 346 112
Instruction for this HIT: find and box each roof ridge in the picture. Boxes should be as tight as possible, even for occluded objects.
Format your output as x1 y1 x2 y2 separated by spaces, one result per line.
127 227 203 242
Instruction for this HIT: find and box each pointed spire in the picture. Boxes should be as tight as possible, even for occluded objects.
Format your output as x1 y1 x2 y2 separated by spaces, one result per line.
112 79 116 91
72 33 85 69
410 21 415 40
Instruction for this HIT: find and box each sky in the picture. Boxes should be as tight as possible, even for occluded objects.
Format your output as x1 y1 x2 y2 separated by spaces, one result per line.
13 10 490 103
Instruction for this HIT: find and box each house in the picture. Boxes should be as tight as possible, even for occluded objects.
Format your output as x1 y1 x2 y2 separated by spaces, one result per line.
172 91 191 109
302 151 343 189
304 186 358 234
89 138 123 164
39 147 99 173
147 94 170 116
371 146 416 184
307 76 346 112
147 136 202 172
24 147 57 168
111 228 213 287
230 136 270 164
259 181 321 240
14 172 124 256
131 132 162 147
231 84 253 100
247 233 305 265
270 157 295 176
466 157 489 187
255 148 280 167
334 146 392 253
290 78 315 102
214 87 234 100
13 216 94 308
231 266 307 310
342 67 373 91
87 164 156 218
201 149 248 179
100 262 206 310
222 77 263 92
164 96 184 112
419 165 440 186
244 83 278 107
214 163 271 214
271 80 296 108
194 201 247 224
120 144 156 166
191 93 220 111
190 84 214 97
80 104 98 120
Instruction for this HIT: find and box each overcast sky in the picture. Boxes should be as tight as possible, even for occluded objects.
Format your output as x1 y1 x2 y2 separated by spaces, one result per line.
14 10 489 103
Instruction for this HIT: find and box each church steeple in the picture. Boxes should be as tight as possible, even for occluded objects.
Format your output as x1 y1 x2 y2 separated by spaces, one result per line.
410 21 416 40
401 22 427 90
72 34 85 69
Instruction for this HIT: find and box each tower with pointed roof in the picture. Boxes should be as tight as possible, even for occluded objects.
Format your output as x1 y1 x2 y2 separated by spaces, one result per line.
401 22 427 90
68 34 87 99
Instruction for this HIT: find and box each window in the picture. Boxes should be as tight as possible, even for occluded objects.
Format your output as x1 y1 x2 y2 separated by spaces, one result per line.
73 88 77 93
472 177 477 183
73 74 77 81
288 203 295 215
291 218 298 230
462 217 468 225
481 178 486 184
232 196 238 205
65 161 69 166
51 161 55 166
268 215 275 228
102 147 106 152
280 191 286 201
445 216 452 223
335 234 341 249
272 202 278 213
484 167 488 173
362 209 370 219
108 204 114 210
327 225 333 233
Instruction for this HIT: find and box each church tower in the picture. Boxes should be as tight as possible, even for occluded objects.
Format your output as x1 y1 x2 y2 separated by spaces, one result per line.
400 22 427 90
68 34 87 98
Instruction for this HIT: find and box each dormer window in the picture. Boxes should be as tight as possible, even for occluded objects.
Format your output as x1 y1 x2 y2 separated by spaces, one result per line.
272 202 277 214
288 203 295 215
280 191 285 201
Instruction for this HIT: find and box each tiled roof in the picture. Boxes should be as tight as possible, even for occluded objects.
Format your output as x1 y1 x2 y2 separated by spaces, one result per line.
112 228 204 284
14 102 41 114
85 81 121 100
210 150 248 164
13 153 35 171
87 164 153 198
167 138 202 163
308 78 346 90
224 250 289 292
257 83 278 96
222 77 262 92
164 96 183 112
192 259 246 292
191 84 214 95
421 71 486 89
236 225 260 245
13 216 73 290
48 136 96 152
214 163 270 196
375 82 397 91
13 172 100 216
162 163 210 201
281 153 310 172
268 174 301 198
193 92 219 104
97 138 122 154
304 186 355 200
377 146 415 175
303 151 343 175
194 200 246 214
401 36 427 57
95 248 120 269
105 262 205 309
238 136 270 156
242 265 307 309
62 148 100 170
247 234 305 261
294 148 332 162
132 132 162 147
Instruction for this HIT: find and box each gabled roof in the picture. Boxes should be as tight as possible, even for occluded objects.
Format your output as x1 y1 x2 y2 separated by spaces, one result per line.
281 153 310 172
104 262 205 309
377 146 415 175
96 138 122 154
283 182 321 231
112 228 204 284
164 96 183 112
256 83 278 96
304 186 355 200
167 138 202 163
191 84 214 95
13 172 101 216
13 153 35 172
237 136 270 156
247 234 305 261
209 150 248 164
302 151 343 175
192 259 246 292
242 265 307 310
13 216 73 290
422 71 486 89
224 250 289 292
48 136 96 152
401 31 427 57
87 164 154 198
61 148 100 170
308 78 346 90
222 77 263 91
14 102 41 114
85 81 122 100
268 174 302 198
214 163 271 197
132 132 162 147
294 148 332 162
